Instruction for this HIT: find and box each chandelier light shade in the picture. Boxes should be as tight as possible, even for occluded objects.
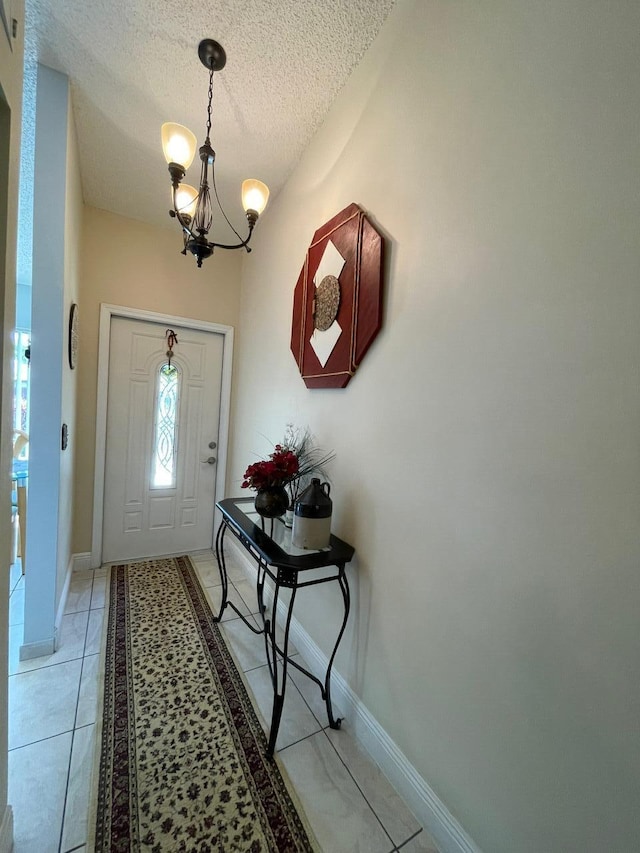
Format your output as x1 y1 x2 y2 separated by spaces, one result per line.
174 184 199 219
161 39 270 268
161 123 197 171
241 179 270 217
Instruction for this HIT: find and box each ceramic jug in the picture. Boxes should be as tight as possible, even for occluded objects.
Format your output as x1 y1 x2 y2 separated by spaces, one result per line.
292 478 332 549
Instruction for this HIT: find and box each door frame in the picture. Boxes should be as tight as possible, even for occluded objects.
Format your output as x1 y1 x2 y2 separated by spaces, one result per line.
91 303 234 568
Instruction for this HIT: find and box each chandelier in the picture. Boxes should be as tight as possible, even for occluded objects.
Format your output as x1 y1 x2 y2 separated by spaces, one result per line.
161 39 270 268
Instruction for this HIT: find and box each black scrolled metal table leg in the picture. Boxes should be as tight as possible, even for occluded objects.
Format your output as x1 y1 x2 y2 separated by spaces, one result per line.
266 581 298 758
262 569 276 685
255 557 267 621
213 520 229 622
324 565 351 729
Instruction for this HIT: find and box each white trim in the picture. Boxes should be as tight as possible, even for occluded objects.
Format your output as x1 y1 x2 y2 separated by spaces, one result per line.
53 555 73 648
72 552 92 572
18 554 73 661
0 805 13 853
19 637 55 661
286 627 481 853
91 304 234 569
223 536 481 853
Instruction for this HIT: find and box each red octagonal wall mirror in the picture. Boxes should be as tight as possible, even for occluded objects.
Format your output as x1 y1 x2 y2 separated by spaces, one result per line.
290 203 384 388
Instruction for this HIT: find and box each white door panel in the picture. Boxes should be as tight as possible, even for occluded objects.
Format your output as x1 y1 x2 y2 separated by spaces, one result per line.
102 317 223 562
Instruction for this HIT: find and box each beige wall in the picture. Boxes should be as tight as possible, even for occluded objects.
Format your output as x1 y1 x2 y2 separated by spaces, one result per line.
230 2 640 851
74 206 243 552
0 0 24 833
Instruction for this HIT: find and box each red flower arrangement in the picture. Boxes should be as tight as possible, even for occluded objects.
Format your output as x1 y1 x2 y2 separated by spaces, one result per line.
241 445 299 491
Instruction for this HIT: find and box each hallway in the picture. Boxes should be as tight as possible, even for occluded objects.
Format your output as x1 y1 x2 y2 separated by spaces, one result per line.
7 552 438 853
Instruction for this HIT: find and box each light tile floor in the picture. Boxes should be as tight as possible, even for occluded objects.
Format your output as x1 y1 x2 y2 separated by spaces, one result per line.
7 551 439 853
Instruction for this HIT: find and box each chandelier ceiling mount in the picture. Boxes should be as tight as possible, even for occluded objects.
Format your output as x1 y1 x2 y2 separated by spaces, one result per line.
197 38 227 72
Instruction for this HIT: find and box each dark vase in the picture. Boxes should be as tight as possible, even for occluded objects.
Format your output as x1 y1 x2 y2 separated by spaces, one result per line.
254 485 289 518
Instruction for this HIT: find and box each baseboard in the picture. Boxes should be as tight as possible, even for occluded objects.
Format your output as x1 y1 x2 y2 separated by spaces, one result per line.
72 552 92 572
19 636 55 661
0 805 13 853
22 554 81 661
284 615 481 853
53 556 74 650
223 536 481 853
53 554 96 652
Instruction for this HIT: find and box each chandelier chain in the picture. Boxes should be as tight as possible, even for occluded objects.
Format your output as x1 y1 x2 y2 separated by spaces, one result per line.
206 68 214 140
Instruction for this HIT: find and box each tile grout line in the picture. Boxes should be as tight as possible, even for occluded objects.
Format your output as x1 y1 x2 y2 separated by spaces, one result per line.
8 727 77 753
9 593 92 676
58 571 95 853
317 723 398 849
395 828 431 851
57 730 78 853
9 559 24 597
275 727 323 756
321 722 403 849
287 659 329 729
273 726 399 852
9 652 86 678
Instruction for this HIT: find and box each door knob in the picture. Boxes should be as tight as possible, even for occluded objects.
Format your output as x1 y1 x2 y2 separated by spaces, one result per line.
208 441 217 449
206 456 217 465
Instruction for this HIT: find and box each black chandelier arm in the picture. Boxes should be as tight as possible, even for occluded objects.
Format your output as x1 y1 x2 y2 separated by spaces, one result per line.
207 225 255 252
211 158 245 246
172 196 255 255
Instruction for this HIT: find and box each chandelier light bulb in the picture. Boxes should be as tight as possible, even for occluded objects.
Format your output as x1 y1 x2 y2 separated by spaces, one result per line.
161 122 197 170
242 179 270 216
174 184 199 219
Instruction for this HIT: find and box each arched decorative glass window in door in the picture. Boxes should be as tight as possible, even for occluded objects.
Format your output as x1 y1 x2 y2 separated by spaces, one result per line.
152 362 180 488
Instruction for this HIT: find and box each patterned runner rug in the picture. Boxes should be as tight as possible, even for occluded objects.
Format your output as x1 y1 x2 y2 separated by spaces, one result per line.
89 554 317 852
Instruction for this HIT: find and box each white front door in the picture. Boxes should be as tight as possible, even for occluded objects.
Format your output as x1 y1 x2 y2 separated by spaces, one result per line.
102 316 223 563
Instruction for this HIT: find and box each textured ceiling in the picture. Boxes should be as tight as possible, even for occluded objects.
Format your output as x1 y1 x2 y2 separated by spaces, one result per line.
26 0 395 236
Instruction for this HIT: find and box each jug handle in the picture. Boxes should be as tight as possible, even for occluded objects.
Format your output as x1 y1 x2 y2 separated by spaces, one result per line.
322 482 331 496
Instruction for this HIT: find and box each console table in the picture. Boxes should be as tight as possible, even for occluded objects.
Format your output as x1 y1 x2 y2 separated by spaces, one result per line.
213 497 355 757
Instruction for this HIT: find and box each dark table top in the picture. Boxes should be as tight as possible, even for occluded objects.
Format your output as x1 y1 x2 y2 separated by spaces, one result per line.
217 497 355 571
